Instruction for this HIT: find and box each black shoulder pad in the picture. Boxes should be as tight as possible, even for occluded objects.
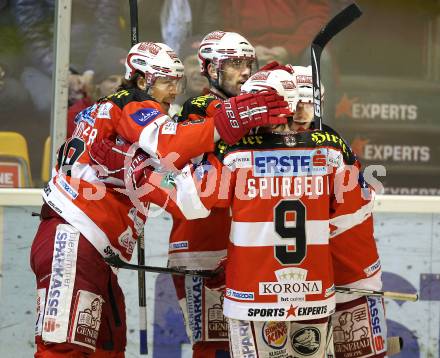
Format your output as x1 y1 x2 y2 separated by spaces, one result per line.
103 88 156 110
307 129 356 164
178 94 218 121
214 134 275 161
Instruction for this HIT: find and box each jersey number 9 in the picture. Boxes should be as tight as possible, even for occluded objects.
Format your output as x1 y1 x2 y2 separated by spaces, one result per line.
274 200 306 265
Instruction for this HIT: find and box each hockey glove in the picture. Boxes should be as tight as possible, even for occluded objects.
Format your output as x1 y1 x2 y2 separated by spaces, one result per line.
258 61 294 74
205 256 227 292
89 137 134 181
214 90 290 145
89 137 150 189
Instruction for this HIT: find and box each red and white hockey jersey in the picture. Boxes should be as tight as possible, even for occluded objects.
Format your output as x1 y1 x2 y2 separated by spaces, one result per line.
43 87 216 263
173 129 381 321
168 91 231 270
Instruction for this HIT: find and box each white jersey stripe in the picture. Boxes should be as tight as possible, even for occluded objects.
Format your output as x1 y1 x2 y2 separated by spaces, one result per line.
175 165 211 220
329 199 374 238
230 220 329 247
138 114 168 158
43 181 127 262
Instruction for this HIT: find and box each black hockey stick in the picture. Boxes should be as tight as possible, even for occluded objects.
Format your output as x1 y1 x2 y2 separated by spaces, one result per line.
107 254 419 302
129 0 139 46
128 0 147 354
311 3 362 130
105 255 218 278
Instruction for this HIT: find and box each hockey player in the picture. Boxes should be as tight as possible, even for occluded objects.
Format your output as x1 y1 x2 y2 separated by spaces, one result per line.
88 30 271 358
30 41 288 357
169 31 257 358
168 66 388 358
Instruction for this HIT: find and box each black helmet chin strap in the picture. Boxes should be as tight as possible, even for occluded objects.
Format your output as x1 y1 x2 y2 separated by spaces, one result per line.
208 69 235 99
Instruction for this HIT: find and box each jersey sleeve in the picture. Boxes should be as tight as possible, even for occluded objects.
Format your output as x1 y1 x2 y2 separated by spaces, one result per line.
329 155 381 288
173 152 234 219
113 99 216 170
135 170 189 220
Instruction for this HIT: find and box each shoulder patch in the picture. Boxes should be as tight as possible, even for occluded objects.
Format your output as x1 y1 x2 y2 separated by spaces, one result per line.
130 108 161 126
308 131 355 164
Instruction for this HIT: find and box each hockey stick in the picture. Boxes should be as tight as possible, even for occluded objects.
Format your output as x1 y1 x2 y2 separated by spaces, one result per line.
106 254 420 302
311 3 362 130
105 255 218 277
107 253 419 302
387 336 404 356
128 0 147 354
335 286 419 302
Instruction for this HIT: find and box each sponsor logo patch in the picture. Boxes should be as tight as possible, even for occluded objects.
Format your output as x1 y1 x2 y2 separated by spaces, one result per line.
186 276 203 342
230 320 256 357
169 241 188 250
311 132 349 155
262 321 288 349
260 268 322 303
248 308 285 318
364 259 381 277
35 288 46 336
253 149 328 177
118 226 135 255
97 102 113 119
223 152 252 170
225 288 255 301
56 176 78 200
74 104 97 127
206 293 228 340
42 225 79 343
367 297 386 353
161 121 178 134
291 327 321 355
69 290 104 349
130 108 161 126
333 303 374 357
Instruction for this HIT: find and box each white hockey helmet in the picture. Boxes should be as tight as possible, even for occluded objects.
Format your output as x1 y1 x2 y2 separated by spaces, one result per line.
125 42 185 87
240 68 298 114
198 31 256 76
290 65 314 107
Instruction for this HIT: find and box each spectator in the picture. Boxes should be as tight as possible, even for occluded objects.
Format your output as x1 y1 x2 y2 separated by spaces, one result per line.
67 46 126 138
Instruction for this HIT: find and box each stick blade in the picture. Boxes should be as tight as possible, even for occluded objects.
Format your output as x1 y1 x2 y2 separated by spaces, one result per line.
312 3 362 49
387 336 403 356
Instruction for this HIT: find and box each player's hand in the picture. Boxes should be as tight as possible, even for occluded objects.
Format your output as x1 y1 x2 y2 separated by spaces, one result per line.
89 137 150 190
214 90 290 145
258 60 293 73
89 137 133 180
205 256 227 292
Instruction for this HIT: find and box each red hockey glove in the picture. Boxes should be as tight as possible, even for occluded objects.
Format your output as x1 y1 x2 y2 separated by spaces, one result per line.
89 137 134 181
89 137 151 190
258 61 294 74
205 256 227 292
214 91 289 145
